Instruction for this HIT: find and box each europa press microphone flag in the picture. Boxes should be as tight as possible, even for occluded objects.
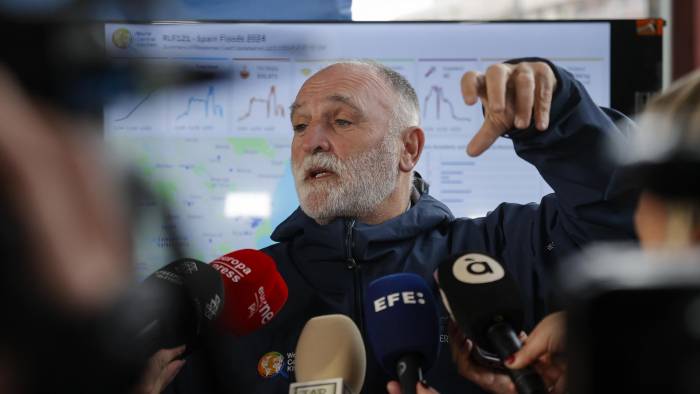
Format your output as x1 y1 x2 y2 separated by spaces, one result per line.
210 249 289 336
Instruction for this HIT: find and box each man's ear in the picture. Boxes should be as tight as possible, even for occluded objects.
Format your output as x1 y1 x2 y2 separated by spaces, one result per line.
399 127 424 173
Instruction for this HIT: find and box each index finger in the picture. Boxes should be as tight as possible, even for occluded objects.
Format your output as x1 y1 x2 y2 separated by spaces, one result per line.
153 345 187 365
506 333 548 370
466 118 503 157
461 71 484 105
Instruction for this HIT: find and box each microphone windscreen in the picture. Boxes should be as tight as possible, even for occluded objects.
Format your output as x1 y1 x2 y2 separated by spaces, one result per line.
114 258 223 354
159 258 226 324
295 314 366 394
437 252 524 352
364 273 440 378
210 249 288 336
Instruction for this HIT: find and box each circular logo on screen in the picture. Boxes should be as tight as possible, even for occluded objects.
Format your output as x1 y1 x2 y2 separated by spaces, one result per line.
112 28 133 49
257 351 284 378
452 253 505 284
240 66 250 79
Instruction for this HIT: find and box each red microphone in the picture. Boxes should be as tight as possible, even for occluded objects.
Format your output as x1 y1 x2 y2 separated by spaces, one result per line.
210 249 288 336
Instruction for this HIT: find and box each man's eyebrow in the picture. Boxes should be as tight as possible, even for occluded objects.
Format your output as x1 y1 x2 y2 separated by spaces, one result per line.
289 94 362 121
327 94 361 112
289 102 302 121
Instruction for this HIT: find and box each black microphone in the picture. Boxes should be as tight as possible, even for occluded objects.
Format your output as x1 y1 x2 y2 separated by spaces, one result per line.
102 251 289 377
437 252 547 394
102 258 224 360
365 273 440 394
105 250 290 363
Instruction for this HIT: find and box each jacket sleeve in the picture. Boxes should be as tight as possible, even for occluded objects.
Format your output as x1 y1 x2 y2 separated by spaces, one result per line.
449 59 639 327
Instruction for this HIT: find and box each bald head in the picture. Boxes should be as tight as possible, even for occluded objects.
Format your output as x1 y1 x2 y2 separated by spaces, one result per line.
293 61 420 135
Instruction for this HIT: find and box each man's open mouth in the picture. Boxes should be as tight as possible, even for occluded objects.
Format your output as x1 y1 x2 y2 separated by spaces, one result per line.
305 167 336 181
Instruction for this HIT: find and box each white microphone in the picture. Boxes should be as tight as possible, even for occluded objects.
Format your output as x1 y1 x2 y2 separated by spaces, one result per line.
289 314 366 394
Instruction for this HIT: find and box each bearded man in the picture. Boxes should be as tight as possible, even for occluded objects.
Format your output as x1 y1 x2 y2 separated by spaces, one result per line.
169 59 637 394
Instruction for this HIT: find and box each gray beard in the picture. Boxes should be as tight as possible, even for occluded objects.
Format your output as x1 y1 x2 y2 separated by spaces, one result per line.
292 134 401 224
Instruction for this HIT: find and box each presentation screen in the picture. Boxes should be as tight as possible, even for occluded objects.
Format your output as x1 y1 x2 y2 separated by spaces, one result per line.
103 21 612 276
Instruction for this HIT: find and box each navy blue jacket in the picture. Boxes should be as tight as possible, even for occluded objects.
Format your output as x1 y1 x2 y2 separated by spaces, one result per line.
171 63 638 393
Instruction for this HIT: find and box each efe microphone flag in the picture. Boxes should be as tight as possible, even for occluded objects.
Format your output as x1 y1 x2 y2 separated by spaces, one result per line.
365 273 440 394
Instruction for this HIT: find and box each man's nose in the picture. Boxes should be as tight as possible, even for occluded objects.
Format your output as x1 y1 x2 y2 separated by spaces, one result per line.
302 122 331 154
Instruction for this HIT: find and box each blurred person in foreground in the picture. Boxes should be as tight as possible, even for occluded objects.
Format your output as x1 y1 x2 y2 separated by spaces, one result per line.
491 69 700 394
0 38 184 394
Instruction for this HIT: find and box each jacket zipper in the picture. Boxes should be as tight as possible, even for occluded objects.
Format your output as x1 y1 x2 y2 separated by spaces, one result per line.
345 219 365 333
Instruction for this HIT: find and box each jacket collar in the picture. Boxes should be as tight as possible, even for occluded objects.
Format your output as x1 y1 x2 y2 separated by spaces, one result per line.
270 173 454 263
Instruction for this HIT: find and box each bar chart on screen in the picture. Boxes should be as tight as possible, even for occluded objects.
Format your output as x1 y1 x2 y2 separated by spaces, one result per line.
417 60 482 137
170 82 229 134
232 60 293 136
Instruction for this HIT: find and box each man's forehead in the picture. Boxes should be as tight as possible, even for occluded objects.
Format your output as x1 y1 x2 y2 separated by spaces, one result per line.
311 63 383 86
291 93 362 113
291 64 391 112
